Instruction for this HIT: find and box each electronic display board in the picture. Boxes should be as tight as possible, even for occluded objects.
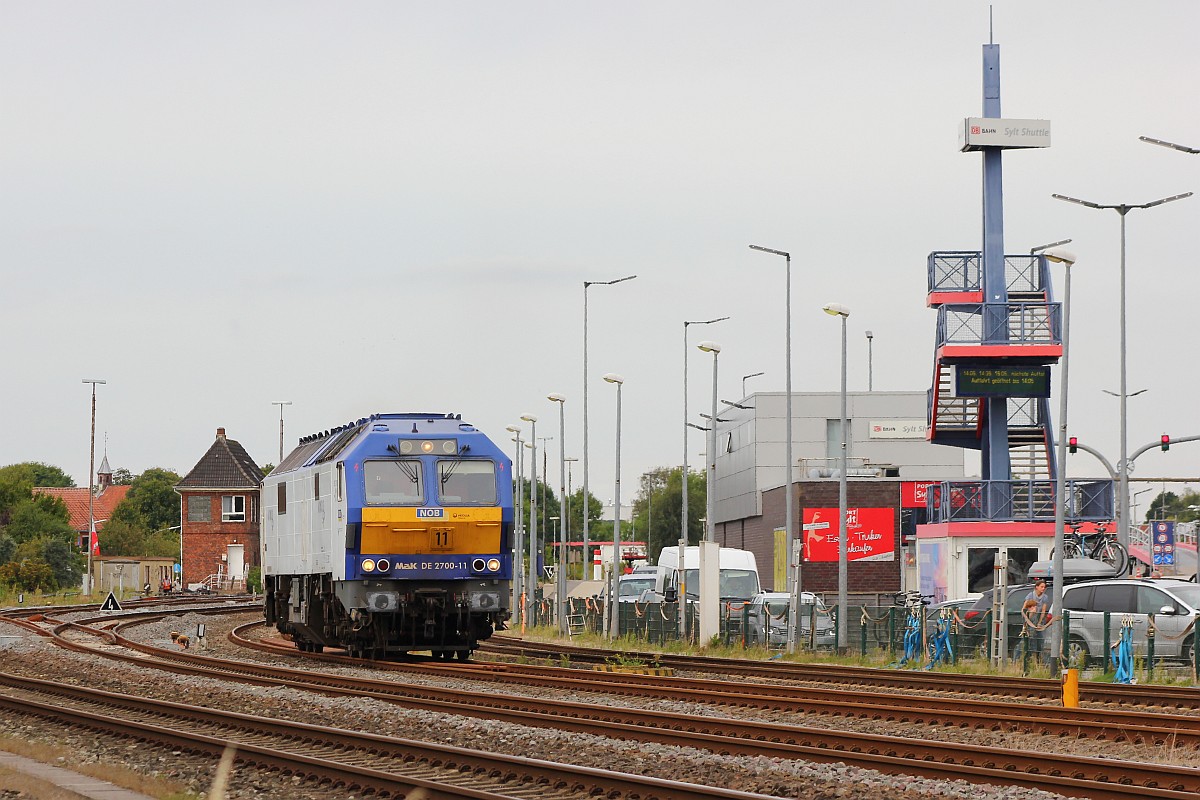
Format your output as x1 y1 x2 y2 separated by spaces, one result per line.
955 365 1050 398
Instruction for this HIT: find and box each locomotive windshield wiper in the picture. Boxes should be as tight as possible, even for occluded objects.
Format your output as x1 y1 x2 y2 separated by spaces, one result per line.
439 460 463 486
393 460 420 484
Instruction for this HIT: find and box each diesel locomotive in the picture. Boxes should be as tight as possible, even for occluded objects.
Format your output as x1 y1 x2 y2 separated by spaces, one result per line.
261 412 512 659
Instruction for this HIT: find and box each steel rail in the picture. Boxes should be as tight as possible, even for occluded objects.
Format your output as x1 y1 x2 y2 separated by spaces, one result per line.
230 623 1200 749
25 613 1200 798
480 637 1200 708
0 671 774 800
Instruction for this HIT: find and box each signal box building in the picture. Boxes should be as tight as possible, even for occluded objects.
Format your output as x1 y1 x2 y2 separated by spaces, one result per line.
176 427 264 589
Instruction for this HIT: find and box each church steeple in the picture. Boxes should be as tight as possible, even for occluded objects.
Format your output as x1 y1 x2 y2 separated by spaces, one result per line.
97 452 113 491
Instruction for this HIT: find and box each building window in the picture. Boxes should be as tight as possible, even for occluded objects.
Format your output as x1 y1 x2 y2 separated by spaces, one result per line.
314 472 320 498
277 482 287 514
187 495 211 523
222 495 246 522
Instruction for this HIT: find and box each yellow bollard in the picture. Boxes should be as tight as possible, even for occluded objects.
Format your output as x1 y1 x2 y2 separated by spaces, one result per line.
1062 667 1079 708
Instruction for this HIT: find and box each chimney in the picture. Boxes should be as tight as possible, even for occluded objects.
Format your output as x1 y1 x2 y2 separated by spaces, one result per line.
216 427 226 440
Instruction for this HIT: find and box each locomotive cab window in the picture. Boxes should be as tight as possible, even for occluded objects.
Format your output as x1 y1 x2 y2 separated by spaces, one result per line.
364 460 424 505
437 460 497 505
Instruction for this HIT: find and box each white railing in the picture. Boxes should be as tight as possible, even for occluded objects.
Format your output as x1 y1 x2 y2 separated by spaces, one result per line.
191 573 245 592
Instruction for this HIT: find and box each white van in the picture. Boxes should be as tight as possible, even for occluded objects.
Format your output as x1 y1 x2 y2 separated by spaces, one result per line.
658 546 761 603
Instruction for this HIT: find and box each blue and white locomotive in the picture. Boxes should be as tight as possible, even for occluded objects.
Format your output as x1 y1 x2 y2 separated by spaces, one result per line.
261 412 512 659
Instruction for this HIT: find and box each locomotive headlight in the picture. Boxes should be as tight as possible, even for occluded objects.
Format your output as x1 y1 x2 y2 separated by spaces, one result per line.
486 559 501 572
399 441 414 454
377 558 391 572
442 440 456 454
362 559 376 572
471 558 486 572
421 440 434 453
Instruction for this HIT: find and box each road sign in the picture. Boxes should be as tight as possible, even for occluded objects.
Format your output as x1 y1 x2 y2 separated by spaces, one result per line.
100 592 122 612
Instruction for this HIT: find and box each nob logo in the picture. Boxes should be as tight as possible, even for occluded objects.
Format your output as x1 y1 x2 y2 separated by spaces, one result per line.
416 508 445 518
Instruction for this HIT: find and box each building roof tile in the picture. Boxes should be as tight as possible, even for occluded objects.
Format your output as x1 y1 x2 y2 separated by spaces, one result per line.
176 427 264 490
33 485 132 532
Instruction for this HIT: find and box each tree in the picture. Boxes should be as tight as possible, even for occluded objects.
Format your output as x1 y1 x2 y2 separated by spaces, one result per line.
4 495 73 545
40 537 82 589
0 462 75 490
1144 488 1200 523
629 466 707 563
562 487 603 541
111 468 135 486
0 559 54 592
0 461 74 525
110 467 182 533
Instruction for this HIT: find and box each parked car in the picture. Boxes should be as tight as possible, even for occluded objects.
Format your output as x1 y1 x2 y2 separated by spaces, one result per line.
1061 578 1200 666
960 583 1037 659
745 591 835 648
927 598 974 616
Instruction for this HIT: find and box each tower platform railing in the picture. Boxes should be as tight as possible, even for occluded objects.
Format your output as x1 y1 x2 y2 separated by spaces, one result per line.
925 479 1115 524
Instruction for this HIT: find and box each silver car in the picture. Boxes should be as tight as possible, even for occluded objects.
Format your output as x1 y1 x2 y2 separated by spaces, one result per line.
1061 578 1200 666
746 591 835 648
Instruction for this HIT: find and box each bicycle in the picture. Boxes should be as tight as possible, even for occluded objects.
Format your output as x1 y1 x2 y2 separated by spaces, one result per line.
1052 521 1129 574
887 591 933 666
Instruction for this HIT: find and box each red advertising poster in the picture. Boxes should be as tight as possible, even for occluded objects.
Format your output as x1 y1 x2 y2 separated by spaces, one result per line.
802 507 895 563
900 481 938 509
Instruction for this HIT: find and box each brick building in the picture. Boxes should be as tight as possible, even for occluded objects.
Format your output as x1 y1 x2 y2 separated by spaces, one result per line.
707 390 966 601
34 455 131 552
175 428 264 588
730 481 903 599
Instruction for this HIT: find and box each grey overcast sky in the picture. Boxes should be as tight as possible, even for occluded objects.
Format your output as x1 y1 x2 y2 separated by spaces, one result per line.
3 2 1198 505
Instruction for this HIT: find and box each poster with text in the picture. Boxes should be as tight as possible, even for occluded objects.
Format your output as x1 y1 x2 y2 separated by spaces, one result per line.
802 507 896 563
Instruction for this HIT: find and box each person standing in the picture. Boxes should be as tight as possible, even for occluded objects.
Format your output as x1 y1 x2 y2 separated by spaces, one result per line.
1023 579 1053 662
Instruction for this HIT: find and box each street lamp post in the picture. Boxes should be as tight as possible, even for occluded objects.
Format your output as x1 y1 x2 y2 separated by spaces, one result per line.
603 373 625 639
564 456 578 578
583 275 636 603
82 378 106 595
1140 136 1200 155
823 303 851 652
1041 247 1079 676
741 371 765 399
548 393 569 635
538 435 553 551
1052 190 1192 556
520 414 538 629
272 401 292 463
697 342 721 545
749 244 799 652
865 332 874 392
505 425 525 616
681 316 728 638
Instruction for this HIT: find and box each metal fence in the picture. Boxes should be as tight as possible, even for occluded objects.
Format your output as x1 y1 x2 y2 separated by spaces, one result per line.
530 598 1200 681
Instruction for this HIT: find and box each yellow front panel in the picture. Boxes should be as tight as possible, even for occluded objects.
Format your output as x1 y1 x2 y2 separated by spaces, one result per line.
361 507 502 555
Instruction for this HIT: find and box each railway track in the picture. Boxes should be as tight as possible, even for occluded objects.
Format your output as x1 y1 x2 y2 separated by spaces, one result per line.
0 671 766 800
9 607 1200 798
227 624 1200 750
480 636 1200 708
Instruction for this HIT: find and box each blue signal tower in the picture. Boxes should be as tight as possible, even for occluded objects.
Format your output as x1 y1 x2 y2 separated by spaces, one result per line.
923 42 1114 526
